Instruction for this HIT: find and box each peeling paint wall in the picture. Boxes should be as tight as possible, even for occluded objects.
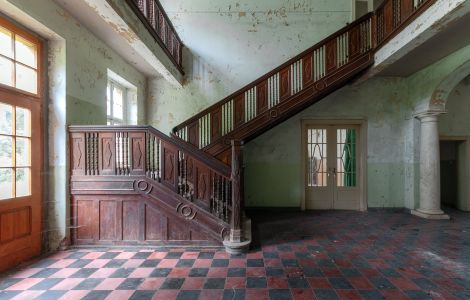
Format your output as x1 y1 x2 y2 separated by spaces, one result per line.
149 0 353 134
2 0 147 251
244 44 470 209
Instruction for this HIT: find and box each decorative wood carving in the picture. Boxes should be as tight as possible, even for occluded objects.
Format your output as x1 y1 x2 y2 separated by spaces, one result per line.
211 108 222 141
98 133 115 175
71 133 85 176
257 80 268 114
279 67 290 101
234 94 245 128
129 132 146 175
302 54 313 86
326 39 337 73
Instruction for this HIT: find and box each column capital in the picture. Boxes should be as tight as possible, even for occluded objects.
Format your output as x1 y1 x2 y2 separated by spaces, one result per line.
414 110 446 120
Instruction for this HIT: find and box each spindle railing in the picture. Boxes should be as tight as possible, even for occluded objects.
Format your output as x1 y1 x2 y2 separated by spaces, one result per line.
70 126 236 226
172 13 375 157
172 0 436 160
126 0 184 73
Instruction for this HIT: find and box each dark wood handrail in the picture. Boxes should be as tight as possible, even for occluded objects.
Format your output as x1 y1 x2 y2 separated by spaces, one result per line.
69 125 234 225
171 0 436 155
69 125 230 177
126 0 184 74
171 12 374 133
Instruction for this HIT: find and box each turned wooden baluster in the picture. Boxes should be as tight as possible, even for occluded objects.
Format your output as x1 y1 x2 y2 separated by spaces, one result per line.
230 140 244 243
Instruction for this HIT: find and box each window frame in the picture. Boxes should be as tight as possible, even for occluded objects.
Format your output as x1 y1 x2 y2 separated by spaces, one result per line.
0 17 42 98
107 79 128 126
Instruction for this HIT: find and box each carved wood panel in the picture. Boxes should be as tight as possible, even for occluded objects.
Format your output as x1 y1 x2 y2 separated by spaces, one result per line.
194 162 211 204
123 201 139 241
401 0 413 21
234 94 245 128
162 142 178 190
71 133 85 176
257 80 268 114
211 107 222 141
279 67 290 101
99 201 120 241
302 53 313 86
188 121 199 147
76 200 95 241
98 133 115 175
348 27 360 59
326 39 337 73
129 132 146 175
145 204 166 241
168 219 190 240
384 0 394 36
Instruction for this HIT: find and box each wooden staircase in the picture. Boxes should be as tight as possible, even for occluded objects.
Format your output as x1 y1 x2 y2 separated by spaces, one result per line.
69 0 435 250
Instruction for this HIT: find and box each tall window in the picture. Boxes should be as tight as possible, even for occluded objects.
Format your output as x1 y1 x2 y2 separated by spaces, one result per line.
107 80 126 125
0 20 39 94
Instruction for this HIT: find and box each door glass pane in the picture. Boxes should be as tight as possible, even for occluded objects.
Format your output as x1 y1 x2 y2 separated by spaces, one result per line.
15 35 37 68
16 167 30 197
16 107 31 136
0 26 13 58
16 137 30 167
0 102 13 134
0 56 14 86
307 128 327 187
16 64 37 93
0 168 13 200
337 129 357 187
0 136 13 167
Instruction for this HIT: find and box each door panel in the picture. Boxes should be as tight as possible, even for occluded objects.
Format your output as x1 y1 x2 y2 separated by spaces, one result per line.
305 124 360 210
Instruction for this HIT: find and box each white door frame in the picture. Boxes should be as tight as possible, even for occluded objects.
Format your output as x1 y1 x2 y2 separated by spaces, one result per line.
301 119 368 211
439 135 470 211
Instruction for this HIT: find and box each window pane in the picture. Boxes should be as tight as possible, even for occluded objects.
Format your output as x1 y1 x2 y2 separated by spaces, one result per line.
337 129 357 187
16 64 37 93
15 35 37 68
0 102 13 135
0 56 14 87
16 107 31 136
16 168 30 197
0 26 13 58
16 137 30 167
113 85 124 120
0 168 13 200
0 136 13 167
107 83 111 117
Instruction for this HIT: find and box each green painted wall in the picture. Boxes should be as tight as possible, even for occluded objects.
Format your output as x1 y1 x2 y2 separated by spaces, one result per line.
149 0 354 135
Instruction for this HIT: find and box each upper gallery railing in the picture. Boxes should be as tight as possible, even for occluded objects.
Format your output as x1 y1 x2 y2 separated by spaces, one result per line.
172 0 435 152
126 0 184 73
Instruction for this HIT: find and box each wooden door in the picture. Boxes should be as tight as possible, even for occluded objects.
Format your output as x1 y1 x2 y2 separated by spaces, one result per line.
0 17 42 272
305 125 360 210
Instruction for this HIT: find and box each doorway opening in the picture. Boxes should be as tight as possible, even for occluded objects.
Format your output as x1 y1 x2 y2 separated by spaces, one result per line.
440 140 466 210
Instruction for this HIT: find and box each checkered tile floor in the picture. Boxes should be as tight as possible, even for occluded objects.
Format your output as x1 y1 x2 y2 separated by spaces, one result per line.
1 209 469 299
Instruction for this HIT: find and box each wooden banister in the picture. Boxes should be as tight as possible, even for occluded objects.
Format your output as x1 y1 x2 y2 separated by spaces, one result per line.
126 0 184 73
172 0 436 157
69 125 232 224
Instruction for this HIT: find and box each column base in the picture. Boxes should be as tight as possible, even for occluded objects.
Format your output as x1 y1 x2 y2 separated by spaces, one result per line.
223 218 252 254
411 209 450 220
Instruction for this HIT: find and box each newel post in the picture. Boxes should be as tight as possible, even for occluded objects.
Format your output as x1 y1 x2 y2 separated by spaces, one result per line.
230 140 244 242
223 140 251 254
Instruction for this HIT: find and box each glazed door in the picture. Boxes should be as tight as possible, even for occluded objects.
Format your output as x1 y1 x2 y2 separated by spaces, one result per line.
305 125 360 210
0 92 42 271
0 17 42 272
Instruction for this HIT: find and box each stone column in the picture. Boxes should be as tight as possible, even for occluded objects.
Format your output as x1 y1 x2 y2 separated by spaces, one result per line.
411 111 449 219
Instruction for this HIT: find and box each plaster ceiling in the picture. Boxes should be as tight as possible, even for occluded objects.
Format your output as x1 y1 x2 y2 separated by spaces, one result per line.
377 10 470 77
